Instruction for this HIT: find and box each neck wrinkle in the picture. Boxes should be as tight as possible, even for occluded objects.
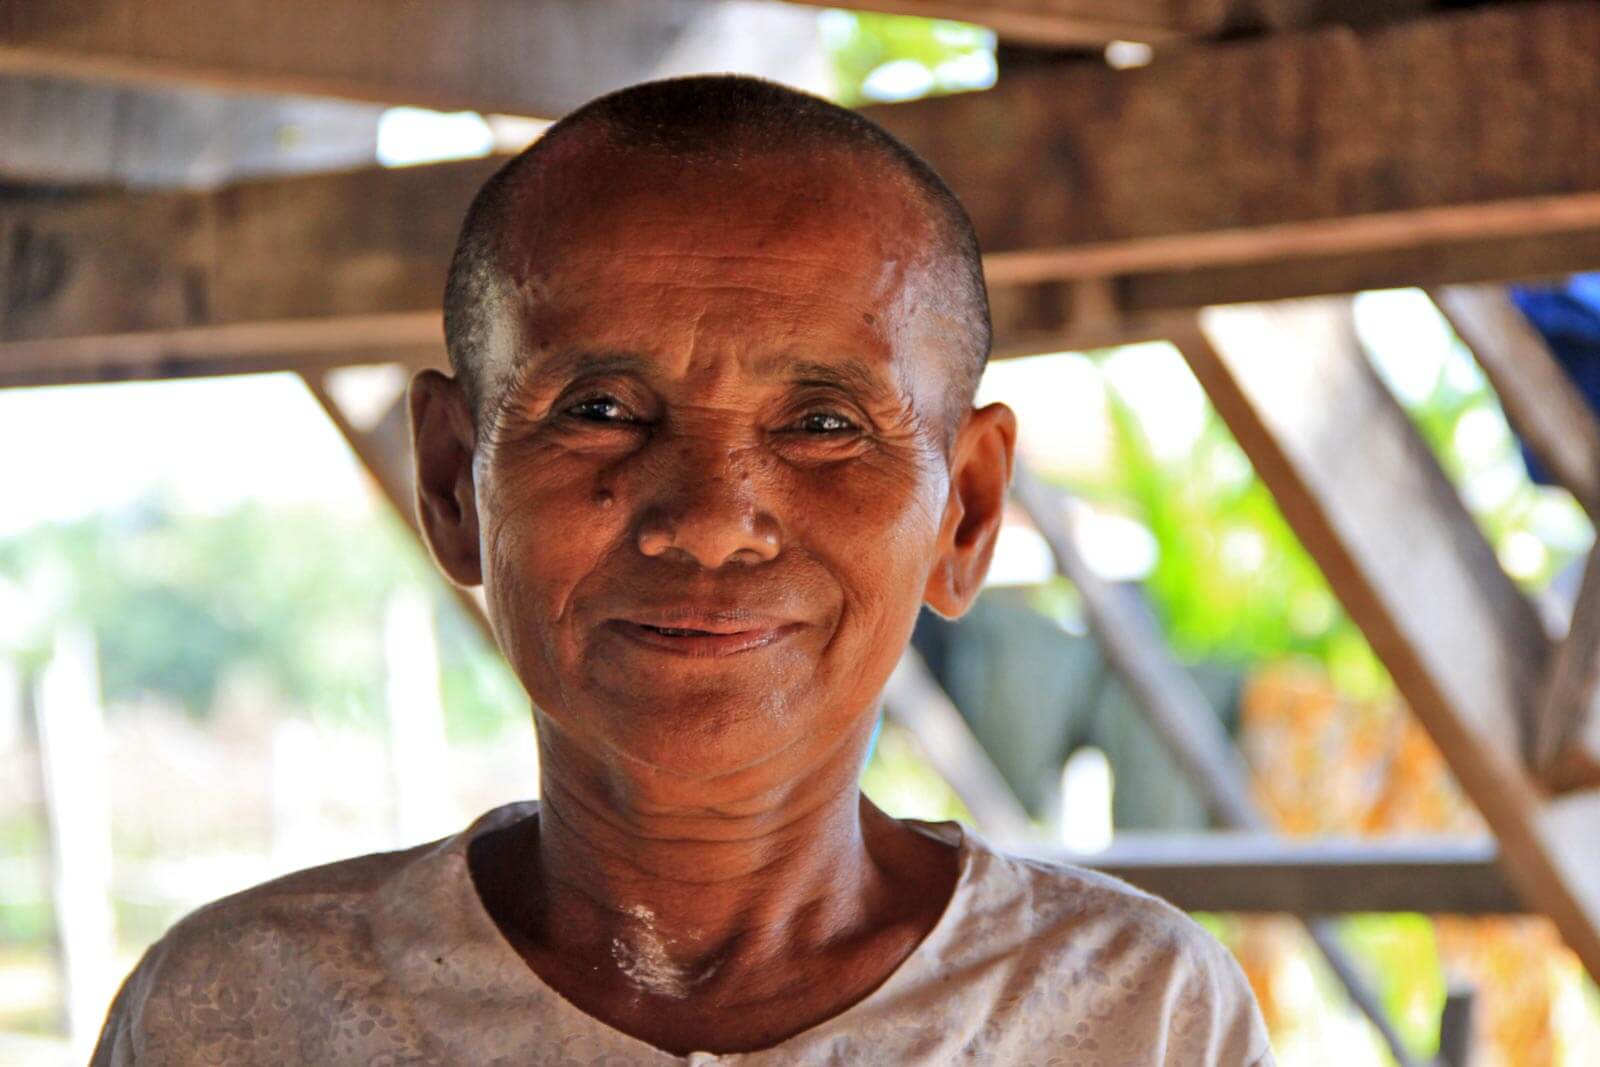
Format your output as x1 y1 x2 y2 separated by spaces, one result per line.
526 711 885 984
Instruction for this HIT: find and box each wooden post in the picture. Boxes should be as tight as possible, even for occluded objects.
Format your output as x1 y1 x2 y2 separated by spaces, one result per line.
381 586 459 846
882 649 1034 843
30 626 116 1057
1012 465 1427 1066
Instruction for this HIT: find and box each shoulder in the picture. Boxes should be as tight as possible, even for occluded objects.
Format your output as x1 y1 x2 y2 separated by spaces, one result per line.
954 835 1275 1064
92 802 535 1066
159 839 436 970
92 843 430 1065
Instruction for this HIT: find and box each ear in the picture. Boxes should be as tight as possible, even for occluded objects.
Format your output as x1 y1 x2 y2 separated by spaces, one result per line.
408 369 483 587
923 402 1018 619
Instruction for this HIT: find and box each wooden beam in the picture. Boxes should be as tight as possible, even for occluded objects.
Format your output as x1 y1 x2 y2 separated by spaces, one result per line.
882 649 1035 841
1175 297 1600 980
1430 285 1600 519
6 1 1596 280
1429 285 1600 792
12 180 1600 387
4 5 1598 372
1011 465 1418 1065
1054 834 1520 916
869 0 1600 295
301 372 496 650
0 0 829 120
0 315 445 389
0 73 381 189
0 158 500 344
1532 541 1600 792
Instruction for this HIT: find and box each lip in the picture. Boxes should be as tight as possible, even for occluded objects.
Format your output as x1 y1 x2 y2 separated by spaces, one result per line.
606 610 801 658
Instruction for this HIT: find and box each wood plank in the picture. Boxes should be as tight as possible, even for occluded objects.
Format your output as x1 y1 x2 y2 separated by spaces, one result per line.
1430 285 1600 518
301 373 495 649
6 1 1597 276
0 0 830 119
0 315 445 389
1532 540 1600 791
882 649 1035 841
0 157 501 344
1175 297 1600 979
1011 465 1418 1065
1430 285 1600 791
1053 834 1520 916
3 5 1597 372
10 175 1600 386
0 73 382 188
869 1 1600 270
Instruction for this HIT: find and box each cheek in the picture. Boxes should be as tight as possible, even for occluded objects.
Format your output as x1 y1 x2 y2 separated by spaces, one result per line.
478 450 628 665
791 450 948 615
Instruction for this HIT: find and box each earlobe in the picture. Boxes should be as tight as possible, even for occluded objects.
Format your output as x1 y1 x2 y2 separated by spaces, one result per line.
408 369 484 587
921 402 1018 619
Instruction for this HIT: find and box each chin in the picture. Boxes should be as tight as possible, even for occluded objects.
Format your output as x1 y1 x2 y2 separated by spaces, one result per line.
553 673 812 778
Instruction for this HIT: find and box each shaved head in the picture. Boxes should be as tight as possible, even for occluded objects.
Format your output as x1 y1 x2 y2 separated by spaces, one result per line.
442 74 991 440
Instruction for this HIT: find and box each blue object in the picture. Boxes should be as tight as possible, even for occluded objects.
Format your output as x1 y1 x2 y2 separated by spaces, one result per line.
1507 274 1600 485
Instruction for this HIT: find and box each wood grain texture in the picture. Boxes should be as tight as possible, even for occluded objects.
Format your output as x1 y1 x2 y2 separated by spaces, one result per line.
0 0 829 119
1431 285 1600 790
1532 541 1600 792
0 73 381 188
871 2 1600 253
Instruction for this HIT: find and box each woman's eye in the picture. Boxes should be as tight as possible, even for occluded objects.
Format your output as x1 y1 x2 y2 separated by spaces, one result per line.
565 396 630 423
795 411 858 434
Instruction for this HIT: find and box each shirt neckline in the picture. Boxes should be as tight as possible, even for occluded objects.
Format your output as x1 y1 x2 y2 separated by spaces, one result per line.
441 800 976 1063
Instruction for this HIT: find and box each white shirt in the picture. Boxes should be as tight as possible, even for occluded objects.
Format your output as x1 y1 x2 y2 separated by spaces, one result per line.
94 801 1275 1065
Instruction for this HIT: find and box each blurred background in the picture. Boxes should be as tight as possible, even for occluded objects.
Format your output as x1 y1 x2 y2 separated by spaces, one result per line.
4 5 1599 1066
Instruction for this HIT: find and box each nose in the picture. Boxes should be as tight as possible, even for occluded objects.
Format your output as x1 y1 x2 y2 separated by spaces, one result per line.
635 442 781 568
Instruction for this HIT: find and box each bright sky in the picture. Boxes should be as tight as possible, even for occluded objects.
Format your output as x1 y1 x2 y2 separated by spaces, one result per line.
0 374 373 538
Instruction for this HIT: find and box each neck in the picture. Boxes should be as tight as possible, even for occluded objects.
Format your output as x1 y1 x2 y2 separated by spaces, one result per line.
522 713 892 999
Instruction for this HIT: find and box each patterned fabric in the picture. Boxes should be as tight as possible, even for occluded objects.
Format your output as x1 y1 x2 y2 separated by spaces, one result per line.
94 802 1274 1065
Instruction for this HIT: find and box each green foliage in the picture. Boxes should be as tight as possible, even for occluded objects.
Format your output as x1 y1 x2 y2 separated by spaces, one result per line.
1339 914 1448 1059
819 10 994 105
0 497 515 735
1078 362 1391 699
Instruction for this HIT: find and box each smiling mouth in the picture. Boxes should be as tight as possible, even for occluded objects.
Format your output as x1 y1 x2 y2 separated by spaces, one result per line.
610 618 799 657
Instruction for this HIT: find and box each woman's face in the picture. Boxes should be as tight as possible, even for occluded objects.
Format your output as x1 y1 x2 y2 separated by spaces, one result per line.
418 141 1010 784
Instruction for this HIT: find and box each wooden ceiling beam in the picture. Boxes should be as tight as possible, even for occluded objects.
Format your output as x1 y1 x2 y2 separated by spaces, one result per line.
0 0 828 121
869 0 1600 276
3 3 1597 372
0 73 383 189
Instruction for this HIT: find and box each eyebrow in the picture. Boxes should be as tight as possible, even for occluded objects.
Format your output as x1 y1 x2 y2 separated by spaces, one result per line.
525 347 894 401
759 356 895 404
531 347 655 385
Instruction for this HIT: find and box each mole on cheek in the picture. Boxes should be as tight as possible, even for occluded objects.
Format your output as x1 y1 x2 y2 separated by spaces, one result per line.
595 488 615 508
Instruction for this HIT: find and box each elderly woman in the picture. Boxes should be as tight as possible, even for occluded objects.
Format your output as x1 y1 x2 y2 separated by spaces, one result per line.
94 76 1273 1065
